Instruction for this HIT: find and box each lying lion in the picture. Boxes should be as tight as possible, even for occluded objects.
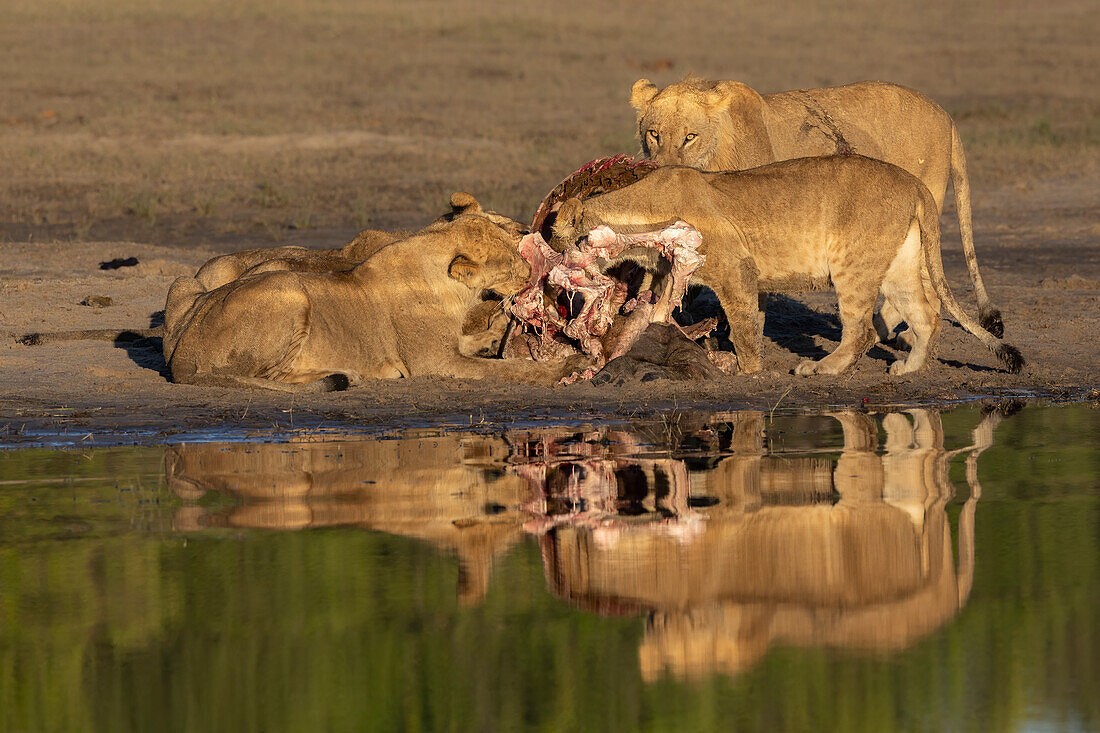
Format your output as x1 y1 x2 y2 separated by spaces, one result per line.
163 212 580 392
630 76 1004 340
550 155 1023 376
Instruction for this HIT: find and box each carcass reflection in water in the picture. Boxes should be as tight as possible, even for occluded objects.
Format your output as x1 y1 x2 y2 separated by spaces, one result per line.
165 407 1008 679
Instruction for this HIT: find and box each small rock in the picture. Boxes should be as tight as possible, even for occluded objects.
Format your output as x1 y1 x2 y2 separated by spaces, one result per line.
81 296 113 308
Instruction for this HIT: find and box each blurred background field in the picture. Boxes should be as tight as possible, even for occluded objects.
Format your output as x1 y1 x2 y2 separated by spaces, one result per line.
1 0 1096 248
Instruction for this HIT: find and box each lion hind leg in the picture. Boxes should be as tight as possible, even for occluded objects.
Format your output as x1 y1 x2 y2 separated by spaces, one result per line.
884 288 940 375
795 308 875 376
257 303 313 381
170 272 326 388
163 276 208 361
883 224 942 375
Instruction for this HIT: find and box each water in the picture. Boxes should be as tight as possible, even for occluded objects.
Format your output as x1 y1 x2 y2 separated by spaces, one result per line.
0 404 1097 732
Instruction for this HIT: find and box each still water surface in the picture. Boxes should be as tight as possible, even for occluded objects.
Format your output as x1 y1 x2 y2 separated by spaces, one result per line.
1 404 1097 732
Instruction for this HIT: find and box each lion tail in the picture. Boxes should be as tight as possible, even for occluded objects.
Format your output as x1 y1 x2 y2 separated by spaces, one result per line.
918 188 1023 374
17 326 163 345
179 372 354 393
950 123 1003 338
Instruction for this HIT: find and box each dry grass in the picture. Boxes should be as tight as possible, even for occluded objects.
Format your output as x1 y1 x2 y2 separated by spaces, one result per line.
1 0 1096 247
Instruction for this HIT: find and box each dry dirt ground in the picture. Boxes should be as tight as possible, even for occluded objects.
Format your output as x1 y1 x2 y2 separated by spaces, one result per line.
1 0 1097 441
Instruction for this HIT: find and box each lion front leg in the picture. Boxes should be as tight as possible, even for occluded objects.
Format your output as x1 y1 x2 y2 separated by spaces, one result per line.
708 260 763 374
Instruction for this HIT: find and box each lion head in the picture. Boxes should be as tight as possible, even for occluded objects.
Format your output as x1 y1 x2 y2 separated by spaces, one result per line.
442 213 532 298
630 77 774 171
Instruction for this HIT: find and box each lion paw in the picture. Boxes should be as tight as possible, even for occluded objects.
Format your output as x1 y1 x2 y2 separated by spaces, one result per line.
889 358 920 376
794 360 819 376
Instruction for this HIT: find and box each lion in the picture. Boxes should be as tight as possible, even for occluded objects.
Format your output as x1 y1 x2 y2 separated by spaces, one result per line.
163 212 580 392
536 407 1003 680
630 77 1004 339
166 433 529 604
550 155 1024 376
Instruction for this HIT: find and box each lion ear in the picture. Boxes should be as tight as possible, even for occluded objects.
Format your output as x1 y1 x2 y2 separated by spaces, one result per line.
703 80 751 108
449 191 482 216
630 79 659 111
448 253 482 286
551 198 584 245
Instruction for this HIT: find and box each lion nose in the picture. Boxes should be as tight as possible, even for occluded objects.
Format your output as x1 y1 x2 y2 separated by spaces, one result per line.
653 150 679 165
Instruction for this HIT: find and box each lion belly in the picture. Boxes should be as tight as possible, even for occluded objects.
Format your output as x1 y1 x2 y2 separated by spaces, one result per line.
753 240 833 293
290 278 406 380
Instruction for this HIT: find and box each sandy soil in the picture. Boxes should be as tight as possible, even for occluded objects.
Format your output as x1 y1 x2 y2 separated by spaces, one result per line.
0 0 1097 441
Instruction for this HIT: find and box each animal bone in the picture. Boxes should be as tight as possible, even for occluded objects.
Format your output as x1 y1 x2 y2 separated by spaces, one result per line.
505 222 706 372
585 221 706 322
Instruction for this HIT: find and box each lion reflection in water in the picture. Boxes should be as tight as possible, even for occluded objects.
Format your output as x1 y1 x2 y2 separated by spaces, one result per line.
165 407 1008 678
166 434 531 606
530 410 1001 680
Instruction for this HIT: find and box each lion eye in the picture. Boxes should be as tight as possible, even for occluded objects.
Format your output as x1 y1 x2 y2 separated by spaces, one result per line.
684 133 697 144
647 129 660 144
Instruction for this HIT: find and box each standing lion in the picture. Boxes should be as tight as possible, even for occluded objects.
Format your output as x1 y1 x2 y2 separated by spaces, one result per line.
630 77 1003 339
